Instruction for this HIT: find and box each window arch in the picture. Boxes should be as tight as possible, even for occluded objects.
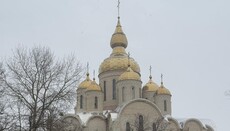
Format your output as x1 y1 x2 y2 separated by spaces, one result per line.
80 95 83 109
126 122 131 131
95 96 98 109
139 115 143 131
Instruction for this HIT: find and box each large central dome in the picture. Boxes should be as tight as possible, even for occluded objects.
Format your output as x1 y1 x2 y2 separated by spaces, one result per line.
99 55 140 74
99 18 140 75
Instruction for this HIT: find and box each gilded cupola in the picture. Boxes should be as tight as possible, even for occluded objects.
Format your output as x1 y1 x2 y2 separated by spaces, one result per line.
78 73 92 89
99 17 140 75
87 78 102 91
156 75 171 95
143 76 159 92
118 66 141 81
157 84 171 95
110 17 128 49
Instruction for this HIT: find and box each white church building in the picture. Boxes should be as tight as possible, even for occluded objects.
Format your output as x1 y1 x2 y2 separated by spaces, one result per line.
61 15 215 131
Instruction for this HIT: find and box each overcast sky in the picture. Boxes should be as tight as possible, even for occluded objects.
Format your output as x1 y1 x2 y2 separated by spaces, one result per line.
0 0 229 130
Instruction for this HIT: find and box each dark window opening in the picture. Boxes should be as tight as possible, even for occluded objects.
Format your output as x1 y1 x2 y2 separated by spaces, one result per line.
132 86 135 99
164 100 167 111
80 95 83 109
122 87 125 102
104 81 106 101
126 122 131 131
153 123 157 131
113 79 116 99
139 115 143 131
95 96 98 109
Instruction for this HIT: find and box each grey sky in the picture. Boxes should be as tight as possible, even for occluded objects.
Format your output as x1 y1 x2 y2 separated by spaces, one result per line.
0 0 229 130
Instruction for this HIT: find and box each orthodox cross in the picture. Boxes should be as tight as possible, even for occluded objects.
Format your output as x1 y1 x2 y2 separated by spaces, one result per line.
117 0 120 18
149 65 152 79
161 74 164 85
93 70 95 80
87 62 89 73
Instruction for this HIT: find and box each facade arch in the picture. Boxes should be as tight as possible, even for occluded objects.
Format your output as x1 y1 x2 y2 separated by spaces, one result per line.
85 115 106 131
166 117 180 131
183 118 204 131
118 98 162 117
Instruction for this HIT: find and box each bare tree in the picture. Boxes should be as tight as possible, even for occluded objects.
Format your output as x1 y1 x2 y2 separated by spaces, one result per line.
0 63 18 131
52 118 83 131
1 46 82 131
130 113 151 131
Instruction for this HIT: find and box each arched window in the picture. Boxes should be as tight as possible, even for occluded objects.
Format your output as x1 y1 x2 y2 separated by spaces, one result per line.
95 96 98 109
122 87 125 102
164 100 167 111
153 123 157 131
113 79 116 99
132 86 135 99
104 81 106 101
80 95 83 109
126 122 131 131
139 115 143 131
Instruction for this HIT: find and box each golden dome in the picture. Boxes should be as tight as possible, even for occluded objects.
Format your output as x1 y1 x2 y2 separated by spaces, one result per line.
99 56 140 74
157 83 171 95
86 79 101 91
78 73 92 89
143 77 159 92
118 66 141 81
110 18 128 49
99 17 140 75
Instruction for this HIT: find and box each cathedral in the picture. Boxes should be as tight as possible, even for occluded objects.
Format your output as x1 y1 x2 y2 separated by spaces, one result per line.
61 15 215 131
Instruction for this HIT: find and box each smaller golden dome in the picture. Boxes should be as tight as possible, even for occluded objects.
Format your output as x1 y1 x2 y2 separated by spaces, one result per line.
143 76 159 92
86 79 101 91
78 73 92 89
110 18 128 48
157 83 171 95
118 66 141 81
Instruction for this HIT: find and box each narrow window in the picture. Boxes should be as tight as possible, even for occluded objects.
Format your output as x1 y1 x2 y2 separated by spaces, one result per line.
80 95 83 109
122 87 125 102
104 81 106 101
139 115 144 131
153 123 157 131
112 79 116 99
132 86 135 99
164 100 167 111
126 122 131 131
95 96 98 109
